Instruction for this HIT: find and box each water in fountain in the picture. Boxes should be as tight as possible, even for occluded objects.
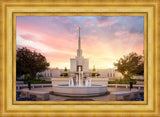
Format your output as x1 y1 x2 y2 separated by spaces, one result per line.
69 79 71 86
85 79 88 86
69 78 74 86
69 66 92 87
89 79 91 86
71 78 74 86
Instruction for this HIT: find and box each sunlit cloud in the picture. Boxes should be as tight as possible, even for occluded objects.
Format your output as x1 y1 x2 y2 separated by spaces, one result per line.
16 16 144 69
97 19 119 27
17 35 56 53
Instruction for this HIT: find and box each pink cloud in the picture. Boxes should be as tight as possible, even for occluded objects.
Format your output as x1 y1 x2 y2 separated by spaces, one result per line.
108 32 144 57
98 20 118 27
85 20 95 27
16 16 144 69
114 31 129 36
17 24 78 54
19 34 36 42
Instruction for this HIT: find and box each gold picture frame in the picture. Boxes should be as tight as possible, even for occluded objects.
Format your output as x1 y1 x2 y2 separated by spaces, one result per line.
0 0 159 116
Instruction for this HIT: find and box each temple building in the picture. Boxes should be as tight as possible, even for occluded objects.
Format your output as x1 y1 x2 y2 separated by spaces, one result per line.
70 27 89 72
36 27 123 81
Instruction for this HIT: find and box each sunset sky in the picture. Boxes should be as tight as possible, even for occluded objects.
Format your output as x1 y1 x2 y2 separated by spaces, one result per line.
16 16 144 69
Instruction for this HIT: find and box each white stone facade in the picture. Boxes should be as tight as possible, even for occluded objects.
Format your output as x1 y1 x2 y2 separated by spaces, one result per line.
96 69 122 79
38 68 123 80
37 69 64 78
51 78 108 96
87 77 108 86
51 78 70 86
70 58 89 72
70 27 89 72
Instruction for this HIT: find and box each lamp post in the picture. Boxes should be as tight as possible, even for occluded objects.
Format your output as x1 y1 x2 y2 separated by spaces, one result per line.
28 80 31 90
130 81 133 91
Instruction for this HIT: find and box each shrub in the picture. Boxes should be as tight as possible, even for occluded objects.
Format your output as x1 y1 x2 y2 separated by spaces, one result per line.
23 79 51 84
108 78 137 84
63 73 68 77
91 73 96 77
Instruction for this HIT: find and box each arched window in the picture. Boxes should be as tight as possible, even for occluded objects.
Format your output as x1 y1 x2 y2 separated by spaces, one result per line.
110 73 112 77
113 73 115 77
107 73 109 77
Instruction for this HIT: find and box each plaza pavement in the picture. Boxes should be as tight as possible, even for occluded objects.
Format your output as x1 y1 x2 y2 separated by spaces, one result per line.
24 87 142 101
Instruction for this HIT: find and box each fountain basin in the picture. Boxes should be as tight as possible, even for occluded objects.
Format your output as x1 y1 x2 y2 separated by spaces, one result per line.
52 85 108 97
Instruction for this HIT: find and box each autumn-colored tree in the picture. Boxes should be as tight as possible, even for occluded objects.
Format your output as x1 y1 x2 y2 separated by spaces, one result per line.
114 52 144 79
64 67 67 71
92 65 96 71
16 47 49 79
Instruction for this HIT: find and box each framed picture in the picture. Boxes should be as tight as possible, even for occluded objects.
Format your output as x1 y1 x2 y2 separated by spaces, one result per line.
0 0 159 117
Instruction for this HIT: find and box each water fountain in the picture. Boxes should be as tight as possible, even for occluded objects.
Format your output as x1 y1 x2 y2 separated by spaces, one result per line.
52 66 108 97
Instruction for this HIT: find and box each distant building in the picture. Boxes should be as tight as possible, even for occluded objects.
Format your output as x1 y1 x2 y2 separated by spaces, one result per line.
37 68 122 80
96 69 122 80
37 68 63 78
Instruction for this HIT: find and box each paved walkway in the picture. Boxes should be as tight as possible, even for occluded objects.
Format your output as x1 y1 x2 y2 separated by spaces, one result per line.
20 87 143 101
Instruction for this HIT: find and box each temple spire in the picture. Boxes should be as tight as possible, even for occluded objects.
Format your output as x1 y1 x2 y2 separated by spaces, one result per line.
78 27 81 50
77 27 82 57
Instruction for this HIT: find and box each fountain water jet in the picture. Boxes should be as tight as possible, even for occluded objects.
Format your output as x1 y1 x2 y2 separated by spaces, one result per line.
52 69 108 97
69 78 74 87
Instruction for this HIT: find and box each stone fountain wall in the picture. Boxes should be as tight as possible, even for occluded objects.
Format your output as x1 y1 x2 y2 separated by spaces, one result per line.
87 78 108 86
51 77 108 86
51 78 70 86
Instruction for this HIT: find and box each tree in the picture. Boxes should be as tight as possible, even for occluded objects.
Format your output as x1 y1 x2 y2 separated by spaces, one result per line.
63 73 68 77
97 73 100 77
60 74 64 77
114 52 144 79
92 65 96 71
91 73 96 77
91 65 100 77
16 47 49 79
37 74 43 80
24 73 31 80
63 67 68 77
64 67 67 71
